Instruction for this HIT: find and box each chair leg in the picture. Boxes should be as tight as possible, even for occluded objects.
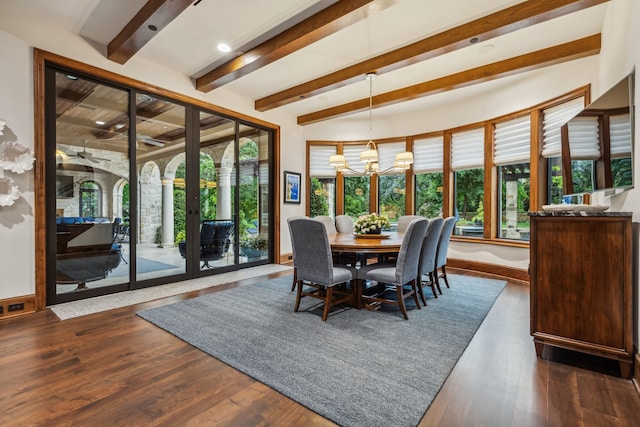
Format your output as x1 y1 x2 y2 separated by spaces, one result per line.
434 269 443 294
290 267 297 292
442 265 450 288
396 284 409 320
294 280 303 312
429 272 438 298
418 280 427 306
322 286 334 321
410 280 421 309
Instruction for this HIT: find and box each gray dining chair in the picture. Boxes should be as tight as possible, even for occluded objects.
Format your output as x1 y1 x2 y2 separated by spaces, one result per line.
314 215 337 234
289 217 356 321
357 218 428 320
335 215 354 233
287 216 308 292
417 217 444 304
396 215 422 232
434 216 457 294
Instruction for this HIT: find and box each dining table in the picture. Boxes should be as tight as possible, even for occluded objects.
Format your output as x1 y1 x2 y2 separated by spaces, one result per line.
328 231 404 309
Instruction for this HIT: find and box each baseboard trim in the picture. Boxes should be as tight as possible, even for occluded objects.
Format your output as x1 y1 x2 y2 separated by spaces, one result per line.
279 252 293 265
448 258 529 283
0 295 36 320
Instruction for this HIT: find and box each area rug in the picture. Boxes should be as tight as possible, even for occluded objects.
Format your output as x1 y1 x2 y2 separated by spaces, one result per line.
50 264 292 320
137 274 506 427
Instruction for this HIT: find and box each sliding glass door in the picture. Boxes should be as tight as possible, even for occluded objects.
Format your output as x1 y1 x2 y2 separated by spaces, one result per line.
46 65 274 305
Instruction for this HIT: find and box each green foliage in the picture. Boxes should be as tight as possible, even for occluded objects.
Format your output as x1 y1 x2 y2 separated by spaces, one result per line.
310 177 330 217
415 172 443 218
344 176 370 217
612 157 632 187
173 188 186 242
455 168 484 220
378 175 406 221
240 234 268 250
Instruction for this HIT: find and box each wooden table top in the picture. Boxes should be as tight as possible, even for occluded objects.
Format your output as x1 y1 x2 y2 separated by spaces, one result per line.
328 232 404 253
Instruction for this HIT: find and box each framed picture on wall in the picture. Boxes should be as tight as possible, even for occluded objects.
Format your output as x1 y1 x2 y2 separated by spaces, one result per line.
284 171 301 204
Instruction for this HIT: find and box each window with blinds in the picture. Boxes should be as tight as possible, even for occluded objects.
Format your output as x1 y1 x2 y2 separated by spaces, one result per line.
567 116 600 160
342 144 367 174
541 96 584 158
452 128 484 170
377 141 406 173
494 115 531 165
413 136 443 173
309 145 337 177
610 113 632 157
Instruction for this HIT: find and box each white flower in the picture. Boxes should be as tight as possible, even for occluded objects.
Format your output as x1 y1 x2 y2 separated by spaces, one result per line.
0 177 20 206
0 141 35 173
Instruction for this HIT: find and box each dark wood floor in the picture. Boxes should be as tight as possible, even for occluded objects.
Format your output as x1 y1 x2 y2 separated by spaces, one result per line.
1 269 639 426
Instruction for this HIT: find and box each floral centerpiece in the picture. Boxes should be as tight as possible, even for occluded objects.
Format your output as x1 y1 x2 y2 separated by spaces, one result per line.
354 213 390 235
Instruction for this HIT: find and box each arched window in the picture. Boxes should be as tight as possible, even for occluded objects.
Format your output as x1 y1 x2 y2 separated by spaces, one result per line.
79 181 101 218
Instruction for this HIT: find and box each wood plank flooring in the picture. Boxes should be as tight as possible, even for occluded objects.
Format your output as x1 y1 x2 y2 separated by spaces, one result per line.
1 269 639 426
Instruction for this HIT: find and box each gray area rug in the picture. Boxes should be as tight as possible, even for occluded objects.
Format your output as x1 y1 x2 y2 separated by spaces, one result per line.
138 274 506 427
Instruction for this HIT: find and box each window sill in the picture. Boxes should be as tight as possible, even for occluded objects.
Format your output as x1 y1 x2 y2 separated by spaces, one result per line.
451 235 529 249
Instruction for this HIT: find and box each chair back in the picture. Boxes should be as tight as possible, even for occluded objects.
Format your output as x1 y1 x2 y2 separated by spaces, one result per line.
200 220 217 246
335 215 354 233
314 215 337 234
435 216 457 269
289 218 336 285
418 217 444 277
397 215 423 233
394 218 429 284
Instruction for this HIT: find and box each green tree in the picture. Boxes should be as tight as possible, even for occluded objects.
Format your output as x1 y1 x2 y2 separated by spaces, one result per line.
415 172 443 217
378 175 406 221
344 176 369 217
455 168 483 221
310 177 329 217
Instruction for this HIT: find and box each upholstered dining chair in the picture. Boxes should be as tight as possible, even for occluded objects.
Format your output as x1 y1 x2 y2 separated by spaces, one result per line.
289 217 356 321
416 217 444 304
357 218 428 320
287 216 308 292
335 215 354 233
314 215 337 234
396 215 422 232
434 216 457 294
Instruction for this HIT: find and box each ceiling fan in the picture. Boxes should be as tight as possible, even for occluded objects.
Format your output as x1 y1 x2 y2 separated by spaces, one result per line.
137 135 166 147
65 140 111 163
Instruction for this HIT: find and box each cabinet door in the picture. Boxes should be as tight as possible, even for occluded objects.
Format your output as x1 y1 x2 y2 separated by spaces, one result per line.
531 217 628 350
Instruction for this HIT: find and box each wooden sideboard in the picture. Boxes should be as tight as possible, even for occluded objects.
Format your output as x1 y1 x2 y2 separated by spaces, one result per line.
528 212 633 378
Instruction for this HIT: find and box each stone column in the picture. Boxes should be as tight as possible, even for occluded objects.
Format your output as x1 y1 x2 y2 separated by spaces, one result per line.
217 166 233 220
160 176 175 247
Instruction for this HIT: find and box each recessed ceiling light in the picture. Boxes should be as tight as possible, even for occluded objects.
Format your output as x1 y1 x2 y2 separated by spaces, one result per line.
95 120 106 125
479 44 495 53
66 75 78 80
217 43 231 53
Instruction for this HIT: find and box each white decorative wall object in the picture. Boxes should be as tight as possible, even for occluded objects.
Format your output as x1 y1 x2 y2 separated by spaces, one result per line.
0 141 35 173
0 177 20 206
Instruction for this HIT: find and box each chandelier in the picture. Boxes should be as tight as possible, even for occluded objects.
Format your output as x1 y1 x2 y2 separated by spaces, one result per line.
329 72 413 175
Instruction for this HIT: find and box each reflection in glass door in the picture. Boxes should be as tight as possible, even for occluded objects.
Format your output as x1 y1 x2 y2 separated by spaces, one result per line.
135 93 187 282
53 71 131 298
197 111 237 272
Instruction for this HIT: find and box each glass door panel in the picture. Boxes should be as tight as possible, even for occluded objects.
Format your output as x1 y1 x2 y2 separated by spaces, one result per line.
54 72 130 296
135 93 186 281
197 111 237 271
238 125 270 264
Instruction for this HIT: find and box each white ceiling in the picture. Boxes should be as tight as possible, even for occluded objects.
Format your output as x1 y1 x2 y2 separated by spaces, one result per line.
0 0 609 121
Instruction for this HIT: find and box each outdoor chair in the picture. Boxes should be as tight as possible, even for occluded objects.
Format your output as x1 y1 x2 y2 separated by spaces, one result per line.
289 217 356 321
178 219 235 268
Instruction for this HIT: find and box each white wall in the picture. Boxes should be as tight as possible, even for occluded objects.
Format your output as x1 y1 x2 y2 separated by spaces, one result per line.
0 30 36 298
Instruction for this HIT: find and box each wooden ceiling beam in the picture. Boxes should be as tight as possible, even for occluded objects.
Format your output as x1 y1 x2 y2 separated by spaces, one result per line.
258 0 609 111
195 0 398 93
108 0 195 65
297 34 601 125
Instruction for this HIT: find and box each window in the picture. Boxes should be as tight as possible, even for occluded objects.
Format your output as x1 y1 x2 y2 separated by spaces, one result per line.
377 142 407 224
344 176 370 218
541 96 585 203
413 135 444 218
494 116 531 241
79 181 101 218
309 145 337 217
609 113 633 187
452 128 484 237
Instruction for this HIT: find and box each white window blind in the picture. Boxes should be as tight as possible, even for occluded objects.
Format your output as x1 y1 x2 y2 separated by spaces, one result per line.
567 116 600 160
378 141 406 174
541 96 584 158
342 144 367 174
309 145 337 178
610 113 632 157
259 162 269 184
494 115 531 165
413 136 443 173
452 128 484 171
